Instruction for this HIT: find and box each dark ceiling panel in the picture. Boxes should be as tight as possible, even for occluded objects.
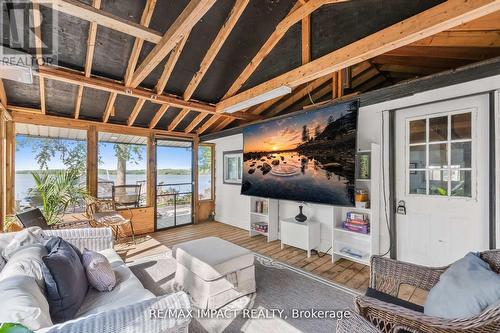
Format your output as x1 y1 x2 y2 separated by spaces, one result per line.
310 0 444 60
107 94 137 125
79 87 108 120
45 79 77 116
175 110 199 132
133 100 159 127
191 0 295 103
3 78 40 109
155 106 182 129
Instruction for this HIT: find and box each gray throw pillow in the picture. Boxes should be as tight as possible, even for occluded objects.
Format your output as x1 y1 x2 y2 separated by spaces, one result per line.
42 237 89 323
424 252 500 319
82 248 116 292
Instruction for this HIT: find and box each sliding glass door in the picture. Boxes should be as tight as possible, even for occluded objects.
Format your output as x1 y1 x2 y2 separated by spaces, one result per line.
155 139 193 230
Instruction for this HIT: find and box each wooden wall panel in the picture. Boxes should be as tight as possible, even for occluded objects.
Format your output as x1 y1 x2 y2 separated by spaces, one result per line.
119 207 155 236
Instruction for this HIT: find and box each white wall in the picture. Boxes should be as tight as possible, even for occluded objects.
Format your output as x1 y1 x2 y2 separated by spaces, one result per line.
209 74 500 254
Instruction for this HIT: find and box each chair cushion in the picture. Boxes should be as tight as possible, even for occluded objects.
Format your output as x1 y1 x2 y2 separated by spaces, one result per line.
42 237 89 323
0 244 48 291
366 288 424 313
0 275 53 330
92 212 129 225
82 248 116 292
2 227 47 260
173 237 254 281
76 250 154 317
424 252 500 319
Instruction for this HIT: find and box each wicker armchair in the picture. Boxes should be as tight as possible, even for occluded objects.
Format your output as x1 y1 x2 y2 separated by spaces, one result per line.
337 311 383 333
86 198 136 243
355 250 500 333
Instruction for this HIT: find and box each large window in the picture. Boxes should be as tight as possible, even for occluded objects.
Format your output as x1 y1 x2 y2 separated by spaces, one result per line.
198 144 213 200
408 111 473 197
15 124 87 217
98 133 147 207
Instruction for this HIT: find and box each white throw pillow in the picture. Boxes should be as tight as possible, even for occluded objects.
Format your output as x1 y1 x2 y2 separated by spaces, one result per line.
2 227 47 260
82 248 116 292
0 244 48 291
0 275 53 330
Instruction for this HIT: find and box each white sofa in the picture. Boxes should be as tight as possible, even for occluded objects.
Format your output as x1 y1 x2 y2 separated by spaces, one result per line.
0 228 191 333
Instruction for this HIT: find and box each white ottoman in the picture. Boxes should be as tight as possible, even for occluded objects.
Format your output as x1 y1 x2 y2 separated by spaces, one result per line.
173 237 256 309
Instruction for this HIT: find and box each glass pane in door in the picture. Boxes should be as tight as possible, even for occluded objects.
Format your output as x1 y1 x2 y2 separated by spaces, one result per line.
156 139 193 230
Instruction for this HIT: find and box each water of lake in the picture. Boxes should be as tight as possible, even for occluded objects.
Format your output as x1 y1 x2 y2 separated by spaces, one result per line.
15 173 211 201
242 151 354 205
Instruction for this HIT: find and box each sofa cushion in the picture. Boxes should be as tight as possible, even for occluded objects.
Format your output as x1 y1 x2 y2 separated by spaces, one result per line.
82 248 116 292
2 227 47 260
42 237 89 323
0 244 48 291
424 252 500 319
76 255 154 317
0 275 53 330
173 237 254 281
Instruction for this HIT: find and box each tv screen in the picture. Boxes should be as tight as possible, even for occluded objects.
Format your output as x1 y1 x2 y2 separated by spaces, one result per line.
241 101 358 206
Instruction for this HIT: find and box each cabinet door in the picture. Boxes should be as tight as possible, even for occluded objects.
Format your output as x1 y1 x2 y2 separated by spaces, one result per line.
282 222 307 249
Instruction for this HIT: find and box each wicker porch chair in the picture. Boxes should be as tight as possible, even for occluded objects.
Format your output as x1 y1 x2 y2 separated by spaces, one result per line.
86 198 136 243
355 250 500 333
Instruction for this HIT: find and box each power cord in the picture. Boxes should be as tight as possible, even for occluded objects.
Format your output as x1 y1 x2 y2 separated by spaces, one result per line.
380 111 392 257
312 246 332 258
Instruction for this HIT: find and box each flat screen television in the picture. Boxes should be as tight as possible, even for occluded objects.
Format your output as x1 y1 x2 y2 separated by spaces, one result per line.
241 101 358 206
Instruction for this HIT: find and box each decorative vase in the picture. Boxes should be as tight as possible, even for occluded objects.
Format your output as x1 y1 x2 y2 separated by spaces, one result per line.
295 205 307 223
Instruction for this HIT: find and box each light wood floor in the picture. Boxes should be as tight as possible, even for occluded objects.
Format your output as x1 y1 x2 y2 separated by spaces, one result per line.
116 221 427 304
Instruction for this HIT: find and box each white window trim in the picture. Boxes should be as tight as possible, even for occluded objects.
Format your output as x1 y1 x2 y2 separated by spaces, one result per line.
405 107 477 200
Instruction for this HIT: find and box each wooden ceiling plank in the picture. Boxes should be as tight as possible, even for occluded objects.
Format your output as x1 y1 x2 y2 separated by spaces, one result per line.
168 108 190 131
148 104 169 129
212 117 234 132
130 0 217 88
40 0 162 44
386 45 500 60
351 61 372 77
217 0 500 112
155 35 190 94
102 92 117 123
371 54 470 69
0 80 7 106
223 0 343 99
352 67 379 88
378 64 441 75
74 0 101 119
32 2 46 114
184 112 208 133
183 0 249 101
127 98 146 126
124 0 158 86
301 14 311 64
411 31 500 48
449 11 500 31
197 114 221 134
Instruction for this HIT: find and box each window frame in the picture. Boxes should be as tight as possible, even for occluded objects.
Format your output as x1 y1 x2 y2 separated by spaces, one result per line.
198 143 214 201
223 150 243 185
405 108 477 199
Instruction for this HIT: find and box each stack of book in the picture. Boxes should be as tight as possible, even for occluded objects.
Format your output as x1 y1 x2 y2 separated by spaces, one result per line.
251 222 268 233
342 212 370 234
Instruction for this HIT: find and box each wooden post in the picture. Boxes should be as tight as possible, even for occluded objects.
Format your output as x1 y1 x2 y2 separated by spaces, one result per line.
5 120 15 215
0 113 6 229
87 125 98 198
192 136 199 223
146 133 156 207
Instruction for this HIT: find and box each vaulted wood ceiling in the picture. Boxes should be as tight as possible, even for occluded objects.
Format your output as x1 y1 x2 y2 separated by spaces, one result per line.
1 0 499 136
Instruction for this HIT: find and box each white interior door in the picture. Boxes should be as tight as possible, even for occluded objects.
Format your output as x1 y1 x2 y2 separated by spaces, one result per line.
395 94 490 266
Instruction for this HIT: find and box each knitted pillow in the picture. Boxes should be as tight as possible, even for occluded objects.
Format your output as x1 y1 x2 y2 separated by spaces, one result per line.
82 248 116 292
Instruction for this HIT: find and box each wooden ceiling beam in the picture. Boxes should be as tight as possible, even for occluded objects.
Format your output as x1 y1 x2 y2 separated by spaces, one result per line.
32 2 46 114
184 113 208 133
130 0 217 88
102 92 117 122
196 114 221 134
274 80 332 117
217 0 500 113
449 11 500 31
0 80 7 107
112 0 156 126
352 67 379 88
127 98 146 126
74 0 101 119
168 108 190 131
212 117 234 132
148 104 169 129
38 0 163 44
223 0 343 99
155 35 190 95
378 64 442 75
301 14 311 64
411 31 500 48
371 55 470 69
10 107 196 139
183 0 249 101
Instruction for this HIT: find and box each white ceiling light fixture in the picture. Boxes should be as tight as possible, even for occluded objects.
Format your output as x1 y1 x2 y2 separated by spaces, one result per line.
221 86 292 114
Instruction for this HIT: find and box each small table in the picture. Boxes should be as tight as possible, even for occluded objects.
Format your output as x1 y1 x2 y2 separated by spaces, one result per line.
280 217 321 258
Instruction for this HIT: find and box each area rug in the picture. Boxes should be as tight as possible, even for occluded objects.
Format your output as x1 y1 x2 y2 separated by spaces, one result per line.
128 251 358 333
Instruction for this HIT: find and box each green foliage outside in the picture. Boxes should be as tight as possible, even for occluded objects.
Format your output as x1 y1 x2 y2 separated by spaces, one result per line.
29 169 89 225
